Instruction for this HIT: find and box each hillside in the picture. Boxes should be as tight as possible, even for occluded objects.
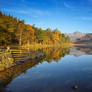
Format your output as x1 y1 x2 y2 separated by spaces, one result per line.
66 31 86 41
74 33 92 47
0 11 70 46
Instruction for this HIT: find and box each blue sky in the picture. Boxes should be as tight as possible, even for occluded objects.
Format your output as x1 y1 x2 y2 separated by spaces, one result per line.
0 0 92 33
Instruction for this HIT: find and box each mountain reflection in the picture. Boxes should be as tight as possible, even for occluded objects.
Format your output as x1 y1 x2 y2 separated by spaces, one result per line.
0 47 70 90
70 46 92 56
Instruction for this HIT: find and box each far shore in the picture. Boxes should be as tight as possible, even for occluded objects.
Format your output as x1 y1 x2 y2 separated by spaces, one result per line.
71 43 87 47
1 43 91 49
0 43 71 49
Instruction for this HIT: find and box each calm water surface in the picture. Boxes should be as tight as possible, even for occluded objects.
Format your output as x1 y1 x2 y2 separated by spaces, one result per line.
0 47 92 92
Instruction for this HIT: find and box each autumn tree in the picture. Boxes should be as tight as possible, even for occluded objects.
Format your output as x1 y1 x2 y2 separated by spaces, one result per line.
26 25 34 44
15 22 25 45
66 35 70 43
0 11 70 46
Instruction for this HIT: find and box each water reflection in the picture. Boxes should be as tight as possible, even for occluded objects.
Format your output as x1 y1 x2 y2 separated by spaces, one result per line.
1 46 92 92
0 47 70 90
70 46 92 56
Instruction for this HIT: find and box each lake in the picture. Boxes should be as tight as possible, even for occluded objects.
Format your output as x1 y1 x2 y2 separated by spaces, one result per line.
0 46 92 92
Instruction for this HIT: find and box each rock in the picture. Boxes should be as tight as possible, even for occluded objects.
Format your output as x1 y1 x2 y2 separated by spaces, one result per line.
35 56 38 59
72 85 78 89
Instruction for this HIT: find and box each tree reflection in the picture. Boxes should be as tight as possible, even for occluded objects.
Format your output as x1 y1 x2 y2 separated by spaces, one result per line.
0 47 70 89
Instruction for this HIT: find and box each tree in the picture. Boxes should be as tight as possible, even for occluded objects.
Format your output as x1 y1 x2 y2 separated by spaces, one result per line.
15 23 25 45
0 11 71 46
52 29 61 44
66 35 70 43
26 25 34 44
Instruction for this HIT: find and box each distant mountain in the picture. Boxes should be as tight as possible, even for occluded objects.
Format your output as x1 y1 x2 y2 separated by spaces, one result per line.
66 31 86 41
75 33 92 47
78 33 92 41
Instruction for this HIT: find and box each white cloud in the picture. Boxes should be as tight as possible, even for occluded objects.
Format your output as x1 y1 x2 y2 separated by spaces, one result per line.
3 8 29 14
64 2 73 9
2 8 51 18
82 17 92 20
